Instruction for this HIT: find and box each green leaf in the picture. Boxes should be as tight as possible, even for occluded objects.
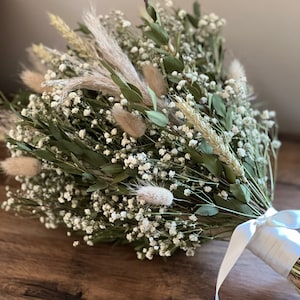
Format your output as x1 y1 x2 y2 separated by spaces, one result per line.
15 141 34 152
211 94 226 117
83 150 107 167
186 14 198 28
55 162 83 175
224 165 236 184
82 172 95 181
186 148 203 164
120 86 143 103
213 194 253 215
146 5 157 21
86 182 108 192
200 140 213 154
145 23 169 45
147 86 157 111
230 184 251 204
34 149 56 162
225 107 233 131
112 172 130 184
194 1 201 17
188 82 203 99
243 158 256 177
146 110 169 127
195 204 219 216
163 56 184 73
110 73 129 89
76 22 91 35
202 153 222 177
57 140 83 155
101 163 123 175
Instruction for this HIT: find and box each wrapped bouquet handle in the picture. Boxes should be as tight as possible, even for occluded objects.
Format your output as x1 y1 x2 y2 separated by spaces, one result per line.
215 208 300 300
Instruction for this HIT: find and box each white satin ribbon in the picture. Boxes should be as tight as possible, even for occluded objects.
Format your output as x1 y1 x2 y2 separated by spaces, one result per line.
215 207 300 300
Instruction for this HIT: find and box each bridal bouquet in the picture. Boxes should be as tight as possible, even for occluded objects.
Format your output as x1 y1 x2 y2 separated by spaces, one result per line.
1 1 299 298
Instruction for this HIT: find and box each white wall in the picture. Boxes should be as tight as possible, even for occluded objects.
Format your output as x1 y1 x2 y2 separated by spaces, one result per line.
1 0 299 134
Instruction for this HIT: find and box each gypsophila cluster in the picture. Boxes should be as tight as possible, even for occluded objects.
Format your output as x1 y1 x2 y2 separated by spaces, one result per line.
2 1 279 260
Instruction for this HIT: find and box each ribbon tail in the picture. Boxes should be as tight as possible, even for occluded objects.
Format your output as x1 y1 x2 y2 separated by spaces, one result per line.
215 220 256 300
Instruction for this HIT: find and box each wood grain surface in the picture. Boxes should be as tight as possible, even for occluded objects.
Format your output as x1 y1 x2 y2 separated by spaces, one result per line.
0 139 299 300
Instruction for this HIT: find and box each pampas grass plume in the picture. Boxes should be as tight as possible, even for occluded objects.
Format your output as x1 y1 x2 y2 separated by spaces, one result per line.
112 107 146 138
142 64 166 97
20 69 49 93
1 157 41 177
136 186 173 206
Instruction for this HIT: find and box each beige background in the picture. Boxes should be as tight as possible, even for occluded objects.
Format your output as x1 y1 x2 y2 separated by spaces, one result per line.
1 0 299 134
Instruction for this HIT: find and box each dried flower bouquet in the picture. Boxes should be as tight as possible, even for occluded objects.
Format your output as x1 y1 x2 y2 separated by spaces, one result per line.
1 1 299 298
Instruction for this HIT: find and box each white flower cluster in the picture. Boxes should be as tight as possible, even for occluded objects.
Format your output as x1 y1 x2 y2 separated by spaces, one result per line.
3 1 280 260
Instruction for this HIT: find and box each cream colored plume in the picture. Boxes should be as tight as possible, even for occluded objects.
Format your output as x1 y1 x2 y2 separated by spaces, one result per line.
1 156 41 177
136 185 173 206
112 107 146 138
20 69 51 94
142 64 167 98
46 73 120 100
82 10 151 104
0 110 18 141
48 13 95 60
228 59 248 99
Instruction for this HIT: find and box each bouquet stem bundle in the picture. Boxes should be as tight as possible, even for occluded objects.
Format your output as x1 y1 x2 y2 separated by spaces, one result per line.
1 1 299 297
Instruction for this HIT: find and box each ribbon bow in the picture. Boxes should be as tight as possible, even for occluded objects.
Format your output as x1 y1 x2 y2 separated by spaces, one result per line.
215 207 300 300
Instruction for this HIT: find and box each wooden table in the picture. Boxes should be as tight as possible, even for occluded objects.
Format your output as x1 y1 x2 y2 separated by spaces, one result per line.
0 138 299 300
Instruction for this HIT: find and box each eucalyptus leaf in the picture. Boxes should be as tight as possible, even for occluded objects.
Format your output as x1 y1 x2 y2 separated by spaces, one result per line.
212 94 226 117
34 149 56 162
188 82 203 99
112 172 130 184
82 172 95 181
195 204 219 216
202 153 222 177
120 86 143 103
186 14 198 28
163 56 184 73
146 5 157 21
230 184 251 204
83 150 107 167
147 86 157 111
213 194 253 215
56 140 83 155
186 148 203 164
145 22 169 45
146 110 169 127
194 1 201 17
225 107 233 131
101 163 123 175
224 165 236 184
86 182 108 192
200 140 213 154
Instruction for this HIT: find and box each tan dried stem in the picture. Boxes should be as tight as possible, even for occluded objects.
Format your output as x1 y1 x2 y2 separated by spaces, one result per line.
48 13 95 60
31 43 54 63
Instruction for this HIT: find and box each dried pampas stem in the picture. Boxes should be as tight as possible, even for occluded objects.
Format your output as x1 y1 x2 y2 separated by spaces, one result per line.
1 157 41 177
112 107 147 138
